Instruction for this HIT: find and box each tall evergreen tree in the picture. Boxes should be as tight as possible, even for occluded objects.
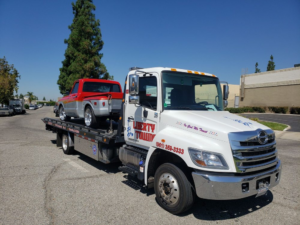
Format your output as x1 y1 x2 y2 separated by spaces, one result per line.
255 62 261 73
57 0 112 95
267 55 275 71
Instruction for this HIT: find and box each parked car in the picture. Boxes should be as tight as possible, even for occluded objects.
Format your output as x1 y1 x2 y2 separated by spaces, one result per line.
9 99 26 114
38 104 43 108
0 106 14 116
29 105 35 110
34 104 38 109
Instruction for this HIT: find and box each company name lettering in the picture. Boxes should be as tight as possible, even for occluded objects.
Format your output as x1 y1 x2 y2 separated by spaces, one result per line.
132 121 156 142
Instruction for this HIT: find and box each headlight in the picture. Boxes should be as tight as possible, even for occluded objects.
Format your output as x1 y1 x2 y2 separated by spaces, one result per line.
188 148 229 170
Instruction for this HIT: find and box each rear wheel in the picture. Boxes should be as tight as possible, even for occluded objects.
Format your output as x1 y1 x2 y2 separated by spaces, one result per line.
84 106 98 128
154 163 194 214
59 106 70 121
62 133 74 155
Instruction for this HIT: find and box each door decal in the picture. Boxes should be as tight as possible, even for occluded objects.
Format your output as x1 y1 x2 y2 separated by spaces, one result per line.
129 120 156 142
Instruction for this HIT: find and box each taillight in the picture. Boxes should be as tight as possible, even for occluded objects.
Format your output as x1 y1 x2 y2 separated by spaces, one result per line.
102 102 105 106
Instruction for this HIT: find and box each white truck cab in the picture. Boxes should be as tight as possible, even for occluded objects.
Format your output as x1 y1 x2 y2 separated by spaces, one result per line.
121 67 281 213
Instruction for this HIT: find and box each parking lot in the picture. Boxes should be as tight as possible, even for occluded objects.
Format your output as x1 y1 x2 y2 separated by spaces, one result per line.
0 107 299 225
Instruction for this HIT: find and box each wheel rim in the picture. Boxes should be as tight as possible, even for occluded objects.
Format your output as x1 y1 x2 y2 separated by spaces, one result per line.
59 107 66 120
158 173 180 205
85 108 92 126
62 135 68 150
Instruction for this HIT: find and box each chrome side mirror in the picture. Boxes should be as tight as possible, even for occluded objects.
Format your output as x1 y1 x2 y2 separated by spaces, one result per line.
129 75 139 95
129 96 139 104
223 100 228 108
223 84 229 100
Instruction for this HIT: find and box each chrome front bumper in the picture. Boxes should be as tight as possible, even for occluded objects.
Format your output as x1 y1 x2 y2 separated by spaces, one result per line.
192 160 281 200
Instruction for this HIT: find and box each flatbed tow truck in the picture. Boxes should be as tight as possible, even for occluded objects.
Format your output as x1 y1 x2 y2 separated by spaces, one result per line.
42 67 281 214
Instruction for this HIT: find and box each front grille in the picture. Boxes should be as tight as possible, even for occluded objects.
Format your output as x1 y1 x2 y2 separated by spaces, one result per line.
229 129 278 173
240 138 274 146
241 156 276 167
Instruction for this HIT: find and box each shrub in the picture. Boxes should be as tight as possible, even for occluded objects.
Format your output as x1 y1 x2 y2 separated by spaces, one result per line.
252 107 265 113
24 104 29 109
268 107 288 114
290 107 300 114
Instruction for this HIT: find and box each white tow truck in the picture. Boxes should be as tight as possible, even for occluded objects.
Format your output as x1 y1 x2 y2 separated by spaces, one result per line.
42 67 281 214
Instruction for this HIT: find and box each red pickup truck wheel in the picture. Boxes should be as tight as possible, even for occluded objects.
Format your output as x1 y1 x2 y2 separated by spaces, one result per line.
84 106 98 128
59 106 70 121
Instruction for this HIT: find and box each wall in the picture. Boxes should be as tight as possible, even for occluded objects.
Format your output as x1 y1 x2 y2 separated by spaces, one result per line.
240 67 300 107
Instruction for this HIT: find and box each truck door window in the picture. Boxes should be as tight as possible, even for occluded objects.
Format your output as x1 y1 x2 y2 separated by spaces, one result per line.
139 77 157 110
71 82 79 94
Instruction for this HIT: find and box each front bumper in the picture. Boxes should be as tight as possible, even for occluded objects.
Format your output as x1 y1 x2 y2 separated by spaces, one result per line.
192 160 281 200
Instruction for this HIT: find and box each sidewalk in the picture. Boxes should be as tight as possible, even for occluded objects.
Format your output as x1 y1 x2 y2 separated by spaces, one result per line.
274 130 300 141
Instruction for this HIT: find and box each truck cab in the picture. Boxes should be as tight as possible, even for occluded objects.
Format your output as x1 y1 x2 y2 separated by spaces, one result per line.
120 67 281 214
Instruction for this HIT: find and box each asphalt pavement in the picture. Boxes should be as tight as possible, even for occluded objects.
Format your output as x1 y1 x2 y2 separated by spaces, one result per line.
0 108 299 225
242 113 300 132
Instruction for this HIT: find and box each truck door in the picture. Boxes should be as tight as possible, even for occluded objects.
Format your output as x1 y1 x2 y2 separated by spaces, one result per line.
125 74 159 149
65 82 79 116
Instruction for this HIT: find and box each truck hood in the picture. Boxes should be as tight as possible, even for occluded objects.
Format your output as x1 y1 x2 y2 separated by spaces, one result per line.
162 111 270 141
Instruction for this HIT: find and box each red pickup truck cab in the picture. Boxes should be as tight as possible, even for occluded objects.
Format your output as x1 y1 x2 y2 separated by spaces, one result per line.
57 79 123 128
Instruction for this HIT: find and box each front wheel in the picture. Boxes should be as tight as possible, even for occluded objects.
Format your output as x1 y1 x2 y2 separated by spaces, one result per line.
84 106 98 128
59 106 70 121
154 163 195 214
62 133 74 155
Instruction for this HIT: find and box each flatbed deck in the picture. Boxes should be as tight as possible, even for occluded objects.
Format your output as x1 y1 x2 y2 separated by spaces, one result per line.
42 117 124 144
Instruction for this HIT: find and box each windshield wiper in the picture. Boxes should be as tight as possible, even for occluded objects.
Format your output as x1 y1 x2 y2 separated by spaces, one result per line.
167 106 192 110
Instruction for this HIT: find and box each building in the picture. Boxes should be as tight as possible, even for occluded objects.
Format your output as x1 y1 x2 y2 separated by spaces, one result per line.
239 67 300 107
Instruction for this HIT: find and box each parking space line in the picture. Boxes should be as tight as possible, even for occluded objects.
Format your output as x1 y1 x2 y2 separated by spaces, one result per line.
63 158 89 173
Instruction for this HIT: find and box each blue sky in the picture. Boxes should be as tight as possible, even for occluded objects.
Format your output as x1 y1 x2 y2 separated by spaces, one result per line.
0 0 299 101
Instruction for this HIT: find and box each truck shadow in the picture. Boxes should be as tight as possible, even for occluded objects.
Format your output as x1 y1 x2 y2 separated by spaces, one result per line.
183 191 273 220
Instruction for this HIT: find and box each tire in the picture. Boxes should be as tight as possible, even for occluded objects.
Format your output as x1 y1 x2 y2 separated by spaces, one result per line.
62 133 74 155
59 105 70 121
84 106 98 128
154 163 195 214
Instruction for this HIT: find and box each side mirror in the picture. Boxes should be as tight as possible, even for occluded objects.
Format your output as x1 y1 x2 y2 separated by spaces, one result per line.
129 75 139 95
223 84 229 100
129 96 140 104
223 100 228 108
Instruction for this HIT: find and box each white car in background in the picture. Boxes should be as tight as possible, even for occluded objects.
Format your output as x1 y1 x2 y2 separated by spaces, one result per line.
29 105 35 110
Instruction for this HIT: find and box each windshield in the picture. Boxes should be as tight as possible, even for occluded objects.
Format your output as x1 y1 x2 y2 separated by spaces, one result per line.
162 71 223 111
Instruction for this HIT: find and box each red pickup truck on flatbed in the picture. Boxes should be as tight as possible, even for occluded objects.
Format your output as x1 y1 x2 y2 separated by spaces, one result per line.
57 78 123 128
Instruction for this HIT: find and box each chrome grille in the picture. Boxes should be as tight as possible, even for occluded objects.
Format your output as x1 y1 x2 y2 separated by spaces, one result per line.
228 129 278 173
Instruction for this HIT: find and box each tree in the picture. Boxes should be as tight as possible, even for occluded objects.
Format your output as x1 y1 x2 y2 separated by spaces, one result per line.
57 0 113 95
19 93 24 99
26 92 35 104
255 62 261 73
267 55 275 71
43 97 46 101
0 57 21 105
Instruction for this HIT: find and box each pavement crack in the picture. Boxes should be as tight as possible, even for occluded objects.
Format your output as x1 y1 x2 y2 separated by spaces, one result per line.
43 161 65 225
